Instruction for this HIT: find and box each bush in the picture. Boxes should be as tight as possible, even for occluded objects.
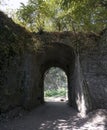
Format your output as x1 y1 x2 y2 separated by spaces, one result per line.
44 88 66 97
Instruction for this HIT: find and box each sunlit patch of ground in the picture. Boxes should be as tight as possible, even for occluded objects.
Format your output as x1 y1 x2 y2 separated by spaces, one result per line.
45 96 68 102
0 101 107 130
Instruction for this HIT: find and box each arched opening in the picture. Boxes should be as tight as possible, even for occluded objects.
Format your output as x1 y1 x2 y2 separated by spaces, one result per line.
23 42 92 114
44 67 68 102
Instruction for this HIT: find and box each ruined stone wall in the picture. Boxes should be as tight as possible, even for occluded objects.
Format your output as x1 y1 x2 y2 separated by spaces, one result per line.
80 31 107 109
0 11 107 114
0 11 36 112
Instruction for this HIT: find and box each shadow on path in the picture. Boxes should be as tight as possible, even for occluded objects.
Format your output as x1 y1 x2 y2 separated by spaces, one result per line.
0 101 107 130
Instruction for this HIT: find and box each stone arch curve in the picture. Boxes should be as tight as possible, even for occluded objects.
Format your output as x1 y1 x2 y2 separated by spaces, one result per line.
24 42 92 114
39 43 76 106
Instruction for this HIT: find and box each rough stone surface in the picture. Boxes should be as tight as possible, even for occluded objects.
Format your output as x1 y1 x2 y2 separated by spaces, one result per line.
80 33 107 109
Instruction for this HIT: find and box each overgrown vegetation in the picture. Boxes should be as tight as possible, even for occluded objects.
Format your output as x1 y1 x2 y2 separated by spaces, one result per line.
15 0 107 32
44 88 66 97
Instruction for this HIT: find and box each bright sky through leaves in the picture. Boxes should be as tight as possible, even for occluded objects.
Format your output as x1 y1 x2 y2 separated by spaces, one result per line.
0 0 28 12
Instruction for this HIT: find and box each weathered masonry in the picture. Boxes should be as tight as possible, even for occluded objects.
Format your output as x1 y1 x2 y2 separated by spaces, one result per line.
0 11 107 115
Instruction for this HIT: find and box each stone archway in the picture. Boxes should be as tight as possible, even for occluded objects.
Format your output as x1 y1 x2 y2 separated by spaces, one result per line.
23 42 92 114
39 43 75 106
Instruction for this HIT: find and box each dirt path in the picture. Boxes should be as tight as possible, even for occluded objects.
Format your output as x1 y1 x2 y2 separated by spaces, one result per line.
0 99 107 130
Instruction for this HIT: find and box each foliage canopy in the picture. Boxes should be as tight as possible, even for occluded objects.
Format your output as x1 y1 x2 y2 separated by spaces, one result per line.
16 0 107 32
